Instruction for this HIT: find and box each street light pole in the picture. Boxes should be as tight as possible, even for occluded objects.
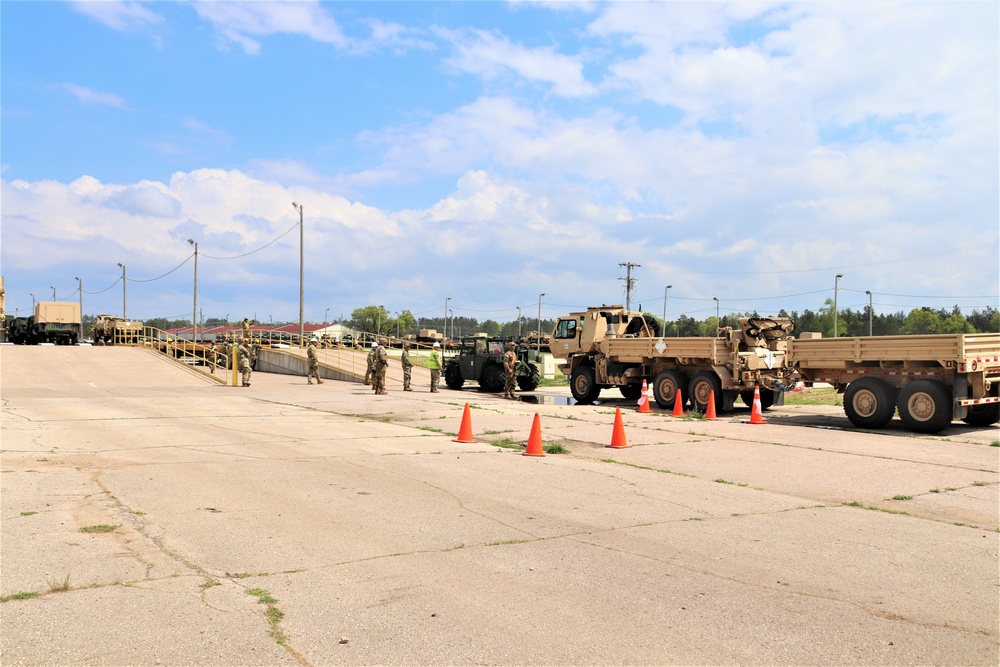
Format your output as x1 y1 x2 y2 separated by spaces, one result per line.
865 290 873 336
188 239 198 343
292 202 304 347
662 285 672 336
75 276 83 323
834 273 844 337
50 285 56 301
117 263 127 319
537 293 545 355
516 306 522 338
30 293 36 312
444 297 451 343
713 297 720 330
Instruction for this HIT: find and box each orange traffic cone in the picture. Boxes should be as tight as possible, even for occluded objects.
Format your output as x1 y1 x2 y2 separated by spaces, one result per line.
607 408 630 449
637 379 652 413
523 413 545 457
452 403 478 443
749 385 767 424
705 390 718 420
672 389 685 417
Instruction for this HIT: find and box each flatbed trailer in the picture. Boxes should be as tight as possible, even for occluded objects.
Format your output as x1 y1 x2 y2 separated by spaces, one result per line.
788 333 1000 432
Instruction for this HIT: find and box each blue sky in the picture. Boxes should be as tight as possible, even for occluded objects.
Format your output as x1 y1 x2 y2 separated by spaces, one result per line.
2 1 997 326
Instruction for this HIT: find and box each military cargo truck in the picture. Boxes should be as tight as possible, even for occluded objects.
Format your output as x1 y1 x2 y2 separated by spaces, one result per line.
550 306 795 413
30 301 81 345
92 314 143 345
788 333 1000 432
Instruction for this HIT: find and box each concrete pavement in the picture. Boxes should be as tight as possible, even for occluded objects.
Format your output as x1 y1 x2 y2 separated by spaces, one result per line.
1 346 997 666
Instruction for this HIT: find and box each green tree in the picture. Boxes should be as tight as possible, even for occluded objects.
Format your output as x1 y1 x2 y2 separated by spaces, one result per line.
350 305 390 335
899 308 942 335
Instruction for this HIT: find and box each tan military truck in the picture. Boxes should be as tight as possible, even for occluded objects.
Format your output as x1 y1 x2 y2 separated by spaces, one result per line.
788 333 1000 432
550 306 796 413
92 314 143 345
31 301 81 345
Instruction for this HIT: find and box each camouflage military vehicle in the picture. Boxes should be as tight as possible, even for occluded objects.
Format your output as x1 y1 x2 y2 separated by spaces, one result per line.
444 336 541 392
92 314 143 345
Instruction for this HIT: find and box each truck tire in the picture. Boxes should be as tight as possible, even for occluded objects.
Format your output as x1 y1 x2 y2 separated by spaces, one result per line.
843 378 896 429
652 370 686 410
517 366 540 392
898 380 952 433
619 384 642 400
445 364 464 390
689 371 723 414
740 389 775 411
571 366 601 404
481 364 505 392
962 403 1000 427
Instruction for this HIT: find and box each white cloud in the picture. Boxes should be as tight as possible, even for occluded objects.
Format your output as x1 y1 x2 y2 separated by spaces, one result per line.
442 27 597 98
71 1 164 31
58 83 127 109
191 1 348 54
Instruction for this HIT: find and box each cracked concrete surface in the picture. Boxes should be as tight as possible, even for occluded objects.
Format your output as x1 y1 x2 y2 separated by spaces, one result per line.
1 345 997 666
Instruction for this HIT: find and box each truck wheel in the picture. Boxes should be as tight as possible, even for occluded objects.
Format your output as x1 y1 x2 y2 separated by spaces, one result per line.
481 365 505 392
445 364 464 390
517 367 540 392
962 403 1000 427
843 378 896 429
740 389 775 411
898 380 952 433
619 384 642 400
571 366 600 404
689 372 723 414
652 370 686 410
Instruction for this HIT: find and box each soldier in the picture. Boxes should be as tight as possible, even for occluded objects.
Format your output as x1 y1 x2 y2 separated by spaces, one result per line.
238 341 252 387
365 342 377 385
428 342 442 392
401 343 413 391
373 337 389 395
307 337 323 385
503 342 518 399
241 317 251 342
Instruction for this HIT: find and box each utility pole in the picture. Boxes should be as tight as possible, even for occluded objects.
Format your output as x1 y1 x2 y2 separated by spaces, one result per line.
618 262 640 311
834 273 844 337
75 277 82 333
516 306 522 338
537 293 545 355
188 239 198 343
662 285 672 336
292 202 304 347
117 263 126 319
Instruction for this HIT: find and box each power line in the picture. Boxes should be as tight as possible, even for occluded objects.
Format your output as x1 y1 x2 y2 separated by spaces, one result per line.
200 222 299 260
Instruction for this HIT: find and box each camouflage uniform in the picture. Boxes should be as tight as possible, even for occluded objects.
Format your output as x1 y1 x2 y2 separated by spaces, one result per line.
503 343 517 399
401 344 413 391
307 340 323 384
365 344 377 385
238 343 252 387
242 318 251 342
428 344 442 392
372 340 389 395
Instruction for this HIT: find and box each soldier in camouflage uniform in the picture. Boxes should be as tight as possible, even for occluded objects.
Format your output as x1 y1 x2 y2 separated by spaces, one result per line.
365 342 377 385
428 342 442 392
401 343 413 391
238 342 252 387
307 338 324 385
503 342 517 399
242 317 251 342
372 338 389 395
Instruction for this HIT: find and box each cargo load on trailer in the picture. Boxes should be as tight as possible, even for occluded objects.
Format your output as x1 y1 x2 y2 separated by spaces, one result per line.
92 314 143 345
550 305 795 413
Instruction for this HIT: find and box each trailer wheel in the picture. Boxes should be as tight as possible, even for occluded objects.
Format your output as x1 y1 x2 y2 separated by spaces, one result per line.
843 378 896 429
898 380 952 433
962 403 999 427
689 372 723 414
619 384 642 400
652 370 687 410
571 366 601 404
481 364 505 392
445 364 464 390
